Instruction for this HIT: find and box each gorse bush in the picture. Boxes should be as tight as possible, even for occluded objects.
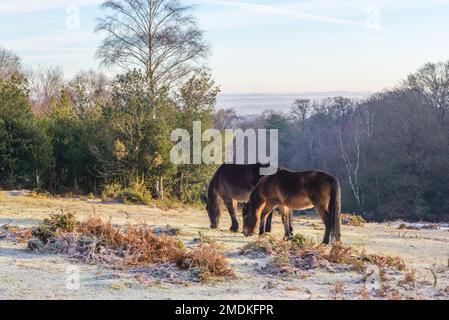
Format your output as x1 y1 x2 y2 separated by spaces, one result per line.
117 188 151 205
291 233 316 249
32 210 76 243
101 183 151 205
341 214 366 227
101 183 122 202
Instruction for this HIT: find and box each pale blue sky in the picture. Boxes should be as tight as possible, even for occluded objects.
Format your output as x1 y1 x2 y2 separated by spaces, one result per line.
1 0 449 93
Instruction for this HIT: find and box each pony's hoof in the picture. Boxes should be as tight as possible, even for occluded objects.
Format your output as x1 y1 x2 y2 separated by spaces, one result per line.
230 225 239 233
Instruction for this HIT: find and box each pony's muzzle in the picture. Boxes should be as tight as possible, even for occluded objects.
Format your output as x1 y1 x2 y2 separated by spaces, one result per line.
210 223 218 229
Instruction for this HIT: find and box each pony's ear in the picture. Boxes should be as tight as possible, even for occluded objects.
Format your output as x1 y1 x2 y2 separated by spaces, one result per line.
200 194 208 205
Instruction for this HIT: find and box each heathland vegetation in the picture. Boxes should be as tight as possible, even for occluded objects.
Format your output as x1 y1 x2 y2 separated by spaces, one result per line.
1 0 449 222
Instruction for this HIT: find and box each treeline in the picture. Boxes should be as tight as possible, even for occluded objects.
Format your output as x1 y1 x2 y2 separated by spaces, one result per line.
0 47 217 202
215 62 449 222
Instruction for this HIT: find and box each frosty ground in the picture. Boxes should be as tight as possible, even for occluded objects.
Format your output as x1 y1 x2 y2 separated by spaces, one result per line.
0 191 448 300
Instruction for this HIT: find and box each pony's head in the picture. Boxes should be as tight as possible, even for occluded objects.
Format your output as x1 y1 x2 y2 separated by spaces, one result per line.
242 202 258 236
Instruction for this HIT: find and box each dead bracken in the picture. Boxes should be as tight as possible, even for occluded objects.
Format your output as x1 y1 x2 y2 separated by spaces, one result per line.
28 212 234 282
0 224 32 243
241 234 407 274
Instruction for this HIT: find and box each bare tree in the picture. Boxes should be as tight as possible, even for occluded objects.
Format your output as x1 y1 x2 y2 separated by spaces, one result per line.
27 67 65 115
0 47 23 80
405 61 449 115
69 69 112 116
339 125 364 211
213 108 240 129
292 98 311 122
95 0 209 93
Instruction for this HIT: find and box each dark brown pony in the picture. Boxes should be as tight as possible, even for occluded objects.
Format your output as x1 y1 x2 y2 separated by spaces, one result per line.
242 169 341 244
205 163 292 232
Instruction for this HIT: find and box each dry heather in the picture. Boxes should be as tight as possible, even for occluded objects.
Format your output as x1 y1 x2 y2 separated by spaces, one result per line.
28 213 234 282
241 234 406 275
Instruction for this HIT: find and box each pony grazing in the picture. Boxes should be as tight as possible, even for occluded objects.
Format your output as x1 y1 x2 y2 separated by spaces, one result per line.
205 163 292 232
242 169 341 244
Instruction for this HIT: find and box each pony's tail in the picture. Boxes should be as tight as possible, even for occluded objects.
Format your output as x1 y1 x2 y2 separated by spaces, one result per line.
329 178 342 243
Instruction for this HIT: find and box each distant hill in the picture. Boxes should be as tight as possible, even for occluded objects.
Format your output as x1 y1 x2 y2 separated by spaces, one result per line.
216 92 371 115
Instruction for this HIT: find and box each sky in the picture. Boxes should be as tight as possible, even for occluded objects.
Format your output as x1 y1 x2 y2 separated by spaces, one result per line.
1 0 449 94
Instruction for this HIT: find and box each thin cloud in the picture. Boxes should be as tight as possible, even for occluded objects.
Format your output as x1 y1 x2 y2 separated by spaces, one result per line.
197 0 449 30
197 0 361 26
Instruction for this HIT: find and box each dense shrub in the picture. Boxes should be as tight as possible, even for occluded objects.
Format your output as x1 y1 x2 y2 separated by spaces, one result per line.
101 183 122 202
117 188 151 205
32 211 76 243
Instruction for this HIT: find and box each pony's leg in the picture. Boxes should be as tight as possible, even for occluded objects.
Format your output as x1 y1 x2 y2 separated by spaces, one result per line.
259 204 276 237
315 204 331 245
208 192 222 229
224 198 239 232
281 207 293 240
288 209 294 234
265 211 273 233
